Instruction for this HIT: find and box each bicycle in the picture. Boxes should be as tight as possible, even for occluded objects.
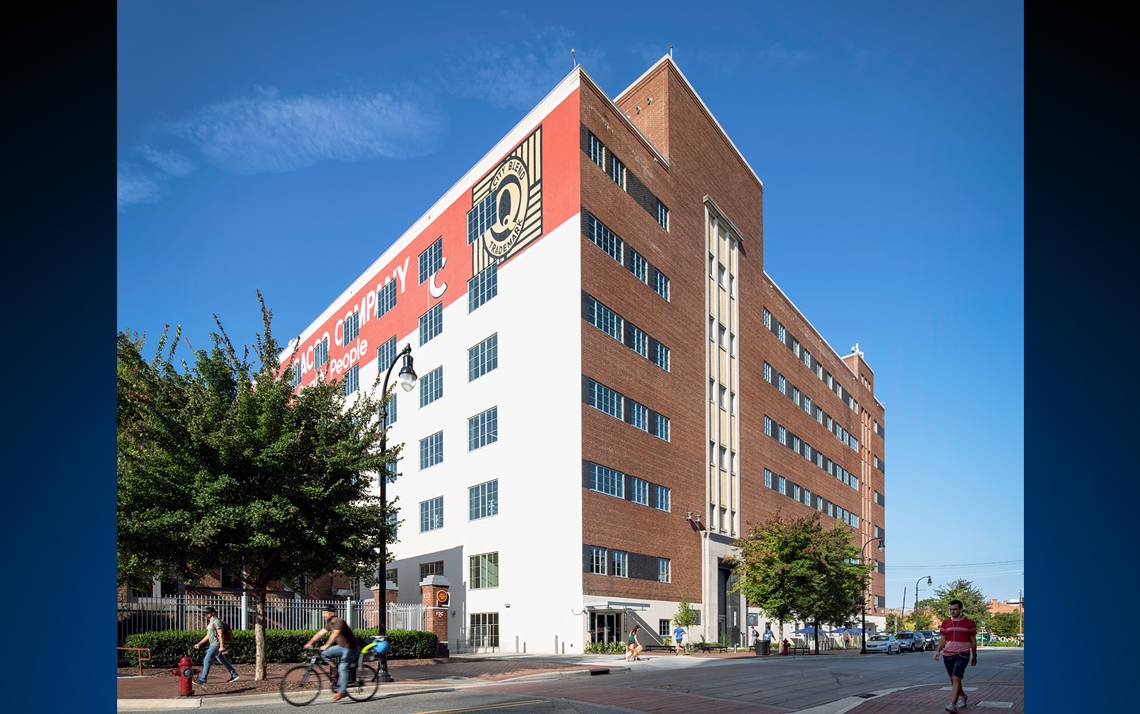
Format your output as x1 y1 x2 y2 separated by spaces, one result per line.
279 647 379 706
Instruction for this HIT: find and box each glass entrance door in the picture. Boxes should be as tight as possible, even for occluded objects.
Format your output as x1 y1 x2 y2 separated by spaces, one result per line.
589 612 621 643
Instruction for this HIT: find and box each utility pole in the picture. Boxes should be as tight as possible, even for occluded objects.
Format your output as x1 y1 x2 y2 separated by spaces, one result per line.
1018 590 1023 643
898 586 906 634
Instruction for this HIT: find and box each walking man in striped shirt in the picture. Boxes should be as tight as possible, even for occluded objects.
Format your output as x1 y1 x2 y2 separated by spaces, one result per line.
933 599 977 712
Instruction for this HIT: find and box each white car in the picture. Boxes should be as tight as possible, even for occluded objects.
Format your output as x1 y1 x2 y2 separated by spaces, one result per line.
865 633 902 654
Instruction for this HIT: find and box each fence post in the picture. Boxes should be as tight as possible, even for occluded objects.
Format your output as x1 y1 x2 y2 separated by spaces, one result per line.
240 591 249 630
346 598 354 628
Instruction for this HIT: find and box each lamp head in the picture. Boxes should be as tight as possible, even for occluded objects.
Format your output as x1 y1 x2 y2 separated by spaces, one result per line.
397 351 417 392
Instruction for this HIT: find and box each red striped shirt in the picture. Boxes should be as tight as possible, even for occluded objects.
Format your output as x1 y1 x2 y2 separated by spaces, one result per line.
940 616 976 656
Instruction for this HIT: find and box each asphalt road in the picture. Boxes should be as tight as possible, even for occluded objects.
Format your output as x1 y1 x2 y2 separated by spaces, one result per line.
128 648 1025 713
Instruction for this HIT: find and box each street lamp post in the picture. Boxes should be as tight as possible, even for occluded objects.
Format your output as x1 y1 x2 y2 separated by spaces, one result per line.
376 344 417 683
859 536 884 654
914 575 932 633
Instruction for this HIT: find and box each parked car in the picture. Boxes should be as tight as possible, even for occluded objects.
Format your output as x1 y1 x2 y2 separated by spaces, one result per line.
895 631 921 652
865 633 902 654
920 630 940 649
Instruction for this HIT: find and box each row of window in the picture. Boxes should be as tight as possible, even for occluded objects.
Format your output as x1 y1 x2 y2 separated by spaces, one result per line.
873 455 885 473
583 461 671 511
763 467 859 529
585 131 669 230
419 237 443 284
468 264 497 312
585 377 670 441
763 415 860 492
417 405 499 469
419 303 442 345
763 362 859 453
343 364 360 396
762 308 859 416
583 212 670 301
467 193 495 245
419 478 500 532
873 489 884 506
585 545 671 582
344 311 360 343
583 293 670 371
873 419 884 437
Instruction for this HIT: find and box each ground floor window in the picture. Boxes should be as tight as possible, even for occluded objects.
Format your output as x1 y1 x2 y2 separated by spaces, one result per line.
659 619 671 637
469 612 499 649
588 612 622 644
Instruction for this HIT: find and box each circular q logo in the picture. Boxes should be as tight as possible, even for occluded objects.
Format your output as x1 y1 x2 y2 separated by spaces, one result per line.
484 157 530 258
435 589 450 607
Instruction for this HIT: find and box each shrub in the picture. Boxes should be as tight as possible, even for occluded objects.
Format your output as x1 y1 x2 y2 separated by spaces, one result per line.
583 641 626 655
122 628 439 668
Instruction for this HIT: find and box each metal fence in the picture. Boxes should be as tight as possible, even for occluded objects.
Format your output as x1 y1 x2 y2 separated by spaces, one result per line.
117 594 427 644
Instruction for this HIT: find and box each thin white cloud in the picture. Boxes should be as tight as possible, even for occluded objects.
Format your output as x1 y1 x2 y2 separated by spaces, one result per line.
141 146 195 176
452 30 606 109
171 87 444 175
117 163 161 212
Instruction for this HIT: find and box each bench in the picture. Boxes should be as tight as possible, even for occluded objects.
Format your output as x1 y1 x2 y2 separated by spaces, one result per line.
697 642 729 653
642 644 676 653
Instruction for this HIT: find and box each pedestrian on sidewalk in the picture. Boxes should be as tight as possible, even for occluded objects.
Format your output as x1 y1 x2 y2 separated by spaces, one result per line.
193 607 239 684
933 599 977 712
763 623 774 649
672 623 687 655
626 626 643 661
303 605 358 702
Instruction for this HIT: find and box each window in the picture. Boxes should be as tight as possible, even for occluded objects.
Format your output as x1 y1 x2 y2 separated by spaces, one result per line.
653 413 670 442
653 343 670 371
777 324 786 342
343 364 359 396
874 490 884 506
656 200 669 230
764 416 773 436
610 155 626 188
658 558 671 583
587 462 625 498
763 308 772 329
289 363 303 388
385 510 398 539
659 619 671 637
468 263 498 312
419 366 443 407
777 374 786 394
419 496 443 532
653 484 670 511
777 426 787 445
314 336 329 368
468 333 498 381
343 311 360 343
874 596 886 609
589 546 607 574
419 303 442 345
585 213 624 263
419 431 443 469
654 270 670 301
777 475 787 495
630 326 649 358
419 561 444 580
587 131 605 169
382 460 398 485
763 363 772 383
629 249 649 283
468 406 498 451
376 336 397 372
585 296 624 341
381 392 397 427
629 400 648 431
609 550 628 577
792 387 801 406
586 379 624 420
630 476 649 505
467 192 495 244
418 237 443 284
469 479 498 520
469 552 499 589
469 612 500 648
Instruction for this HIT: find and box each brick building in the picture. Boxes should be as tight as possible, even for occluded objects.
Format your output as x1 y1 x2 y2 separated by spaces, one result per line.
278 55 887 653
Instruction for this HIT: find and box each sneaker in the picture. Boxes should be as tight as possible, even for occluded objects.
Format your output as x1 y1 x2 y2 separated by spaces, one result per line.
332 692 347 702
944 705 958 713
228 674 240 683
194 680 206 685
958 693 968 708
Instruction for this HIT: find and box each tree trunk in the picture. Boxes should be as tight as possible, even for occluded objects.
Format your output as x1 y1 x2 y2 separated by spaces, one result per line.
254 588 267 681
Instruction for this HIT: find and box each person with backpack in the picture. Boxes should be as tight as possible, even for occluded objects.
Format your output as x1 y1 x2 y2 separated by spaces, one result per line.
193 606 239 684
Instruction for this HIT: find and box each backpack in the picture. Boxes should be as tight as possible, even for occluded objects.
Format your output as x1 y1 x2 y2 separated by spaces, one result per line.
218 620 234 643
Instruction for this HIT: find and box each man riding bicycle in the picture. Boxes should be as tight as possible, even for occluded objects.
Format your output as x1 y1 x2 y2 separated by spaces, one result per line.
302 605 358 702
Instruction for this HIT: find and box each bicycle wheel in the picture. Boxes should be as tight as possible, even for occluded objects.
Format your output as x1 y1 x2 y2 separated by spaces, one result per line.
279 664 322 706
346 663 380 701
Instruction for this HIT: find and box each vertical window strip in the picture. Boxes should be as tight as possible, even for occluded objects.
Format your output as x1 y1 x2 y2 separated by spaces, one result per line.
468 263 498 312
468 406 498 451
418 238 443 284
419 303 442 345
468 333 498 381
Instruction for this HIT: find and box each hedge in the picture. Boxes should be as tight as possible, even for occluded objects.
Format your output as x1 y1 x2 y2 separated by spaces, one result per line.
121 628 439 668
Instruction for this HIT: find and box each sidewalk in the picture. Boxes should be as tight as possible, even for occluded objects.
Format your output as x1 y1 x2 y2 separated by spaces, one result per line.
835 682 1024 713
118 656 616 709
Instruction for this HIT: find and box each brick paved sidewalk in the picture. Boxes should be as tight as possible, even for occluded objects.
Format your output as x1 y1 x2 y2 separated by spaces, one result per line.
848 682 1024 713
117 657 607 700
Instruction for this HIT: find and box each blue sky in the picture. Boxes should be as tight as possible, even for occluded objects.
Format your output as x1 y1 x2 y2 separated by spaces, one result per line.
118 1 1024 611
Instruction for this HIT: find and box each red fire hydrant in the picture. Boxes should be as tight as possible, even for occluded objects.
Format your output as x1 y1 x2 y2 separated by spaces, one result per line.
781 639 790 656
174 654 195 696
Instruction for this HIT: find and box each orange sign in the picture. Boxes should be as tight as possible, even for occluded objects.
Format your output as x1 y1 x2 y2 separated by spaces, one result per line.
435 590 450 606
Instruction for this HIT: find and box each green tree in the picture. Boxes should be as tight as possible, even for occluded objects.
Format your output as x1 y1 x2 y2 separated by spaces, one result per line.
931 579 991 629
117 293 399 680
673 596 698 629
988 612 1021 637
885 612 903 632
732 513 870 654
